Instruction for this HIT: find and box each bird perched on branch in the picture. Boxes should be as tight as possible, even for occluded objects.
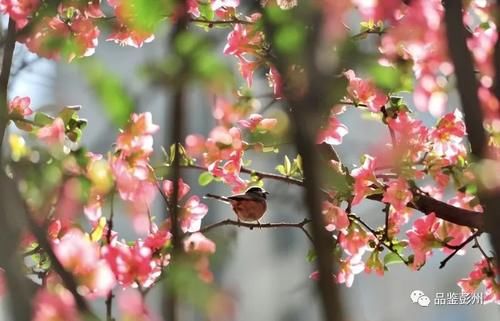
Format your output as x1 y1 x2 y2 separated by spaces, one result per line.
204 187 269 223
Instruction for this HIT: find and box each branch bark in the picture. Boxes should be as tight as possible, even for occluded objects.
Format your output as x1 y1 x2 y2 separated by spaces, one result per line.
258 3 345 320
164 1 189 320
443 0 500 267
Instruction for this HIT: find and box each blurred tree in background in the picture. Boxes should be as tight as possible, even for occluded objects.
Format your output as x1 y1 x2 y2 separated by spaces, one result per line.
0 1 499 321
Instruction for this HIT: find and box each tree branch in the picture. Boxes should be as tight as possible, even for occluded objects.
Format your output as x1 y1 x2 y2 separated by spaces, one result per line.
443 0 486 158
190 218 314 243
439 231 480 269
443 0 500 267
0 18 16 153
179 162 484 230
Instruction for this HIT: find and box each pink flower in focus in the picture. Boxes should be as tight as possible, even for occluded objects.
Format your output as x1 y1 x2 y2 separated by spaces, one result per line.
339 223 371 257
316 115 348 145
102 240 161 288
345 69 387 112
223 21 262 58
37 117 65 145
351 155 380 205
382 178 412 212
387 111 429 163
431 109 466 160
406 213 441 269
322 201 349 232
336 255 365 287
458 258 500 304
8 96 33 117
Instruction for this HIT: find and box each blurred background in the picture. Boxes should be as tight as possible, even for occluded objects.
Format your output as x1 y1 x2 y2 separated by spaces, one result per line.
2 11 499 321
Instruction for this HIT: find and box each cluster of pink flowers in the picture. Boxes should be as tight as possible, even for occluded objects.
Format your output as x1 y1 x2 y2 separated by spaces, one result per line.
111 112 159 232
344 70 388 112
458 258 500 304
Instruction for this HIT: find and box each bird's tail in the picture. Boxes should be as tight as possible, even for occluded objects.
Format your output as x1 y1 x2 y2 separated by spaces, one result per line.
204 193 231 203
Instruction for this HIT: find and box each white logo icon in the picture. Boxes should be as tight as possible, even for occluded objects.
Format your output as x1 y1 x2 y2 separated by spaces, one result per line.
417 295 431 307
410 290 430 307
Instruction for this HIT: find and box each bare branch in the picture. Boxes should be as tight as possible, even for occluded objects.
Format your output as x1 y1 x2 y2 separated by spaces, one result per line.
190 218 313 243
439 231 480 269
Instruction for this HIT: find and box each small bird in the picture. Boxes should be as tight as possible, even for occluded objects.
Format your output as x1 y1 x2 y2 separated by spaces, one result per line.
204 187 269 223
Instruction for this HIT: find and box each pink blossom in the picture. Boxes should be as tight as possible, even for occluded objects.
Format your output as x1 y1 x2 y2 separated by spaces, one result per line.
162 178 191 201
344 69 387 112
238 57 260 87
211 0 239 11
185 134 206 157
431 109 466 160
118 289 160 321
37 117 65 145
32 288 80 321
180 196 209 233
336 255 365 287
238 113 277 132
406 213 441 269
103 240 161 288
322 201 349 232
339 223 371 257
224 21 262 58
387 111 429 163
53 229 115 297
316 115 348 145
184 233 216 254
0 0 40 29
382 178 412 212
267 66 283 99
352 0 404 22
351 155 380 205
458 258 500 304
8 96 33 117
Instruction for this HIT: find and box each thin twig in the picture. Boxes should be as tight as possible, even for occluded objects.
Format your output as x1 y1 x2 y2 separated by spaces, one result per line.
349 214 409 265
190 218 314 243
105 194 115 321
439 231 480 269
190 18 253 25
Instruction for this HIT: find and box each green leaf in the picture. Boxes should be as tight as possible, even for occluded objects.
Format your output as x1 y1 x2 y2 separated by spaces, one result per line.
198 171 214 186
34 112 55 127
276 164 286 175
383 252 404 266
198 2 215 21
284 155 291 175
306 249 316 262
